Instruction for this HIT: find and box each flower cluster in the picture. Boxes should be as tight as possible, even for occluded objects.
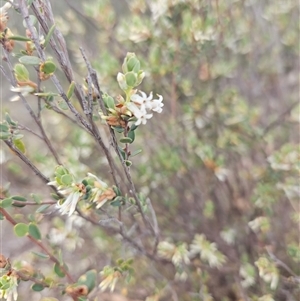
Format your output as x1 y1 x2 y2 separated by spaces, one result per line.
239 263 256 288
48 166 115 216
248 216 270 233
255 257 279 290
101 53 163 128
126 90 163 125
190 234 227 268
0 274 18 301
99 267 121 292
157 241 190 266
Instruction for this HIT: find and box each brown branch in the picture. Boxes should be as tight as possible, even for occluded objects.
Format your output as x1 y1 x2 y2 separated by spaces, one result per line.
0 208 75 283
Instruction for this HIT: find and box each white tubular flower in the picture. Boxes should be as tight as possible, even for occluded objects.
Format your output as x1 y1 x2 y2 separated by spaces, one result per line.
87 173 116 209
134 110 153 126
145 94 164 113
130 90 152 111
99 269 121 292
0 275 18 301
126 101 143 116
10 85 35 102
87 172 108 188
0 1 13 14
57 191 81 216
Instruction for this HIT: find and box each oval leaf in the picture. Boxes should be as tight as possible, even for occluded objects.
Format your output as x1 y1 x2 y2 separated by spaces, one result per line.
77 269 97 293
54 263 65 278
0 198 13 208
11 195 27 207
0 124 9 132
61 174 73 186
31 283 44 292
13 139 26 154
130 149 142 157
41 61 56 74
127 130 135 143
19 55 41 65
67 81 75 99
36 204 51 213
125 72 137 87
14 223 28 237
120 137 133 144
0 132 11 140
125 160 132 167
14 64 29 82
28 223 41 240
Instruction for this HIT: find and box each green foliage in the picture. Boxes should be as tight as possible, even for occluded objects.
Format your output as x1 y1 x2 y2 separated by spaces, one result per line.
0 0 298 300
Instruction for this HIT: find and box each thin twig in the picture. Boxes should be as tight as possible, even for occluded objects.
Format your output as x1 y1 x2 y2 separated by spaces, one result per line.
0 207 75 283
17 124 44 140
263 101 299 135
4 140 50 184
1 48 62 165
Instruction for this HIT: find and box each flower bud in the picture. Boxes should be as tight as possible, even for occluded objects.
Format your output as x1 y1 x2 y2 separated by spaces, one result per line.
117 72 128 90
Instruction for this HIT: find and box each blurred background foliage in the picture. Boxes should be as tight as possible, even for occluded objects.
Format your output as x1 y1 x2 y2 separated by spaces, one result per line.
1 0 299 300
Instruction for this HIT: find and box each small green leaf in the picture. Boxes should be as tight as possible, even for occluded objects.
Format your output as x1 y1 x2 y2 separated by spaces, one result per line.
11 195 27 207
125 72 137 87
31 193 42 204
111 126 124 133
61 174 73 186
127 130 135 143
12 134 24 140
127 57 140 73
14 64 29 82
44 24 56 48
23 15 37 28
130 124 138 131
19 55 41 65
110 199 121 207
41 61 56 74
118 146 126 160
8 35 31 42
124 160 132 167
77 269 97 293
102 94 115 109
28 223 41 240
57 99 69 110
13 139 26 154
36 204 51 213
0 132 11 140
0 124 9 132
120 137 133 144
14 223 28 237
50 193 60 200
34 92 59 97
0 198 13 208
130 149 142 157
54 263 65 278
31 283 44 292
112 185 121 196
66 81 75 99
31 251 49 259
